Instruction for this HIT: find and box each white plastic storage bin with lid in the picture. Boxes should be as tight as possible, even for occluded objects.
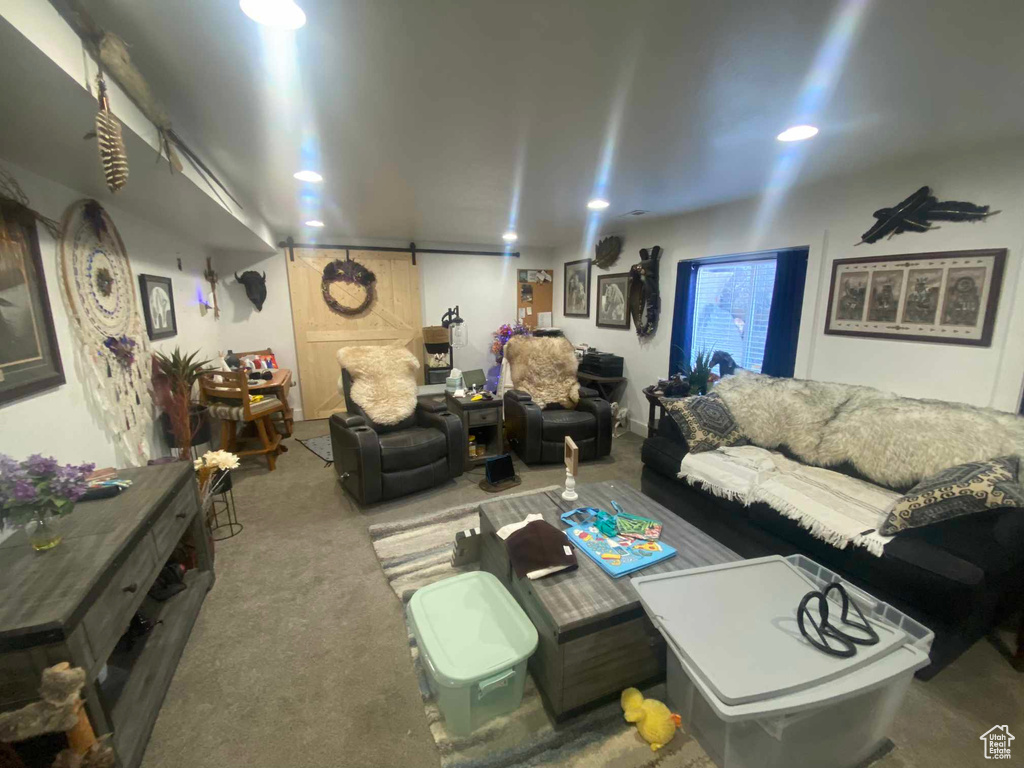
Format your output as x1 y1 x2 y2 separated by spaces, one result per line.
632 556 930 768
408 571 538 736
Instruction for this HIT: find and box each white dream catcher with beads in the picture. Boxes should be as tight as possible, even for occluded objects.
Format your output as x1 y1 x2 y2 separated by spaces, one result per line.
58 199 153 465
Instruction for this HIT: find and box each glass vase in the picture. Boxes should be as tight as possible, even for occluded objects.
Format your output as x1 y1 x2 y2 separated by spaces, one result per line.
28 507 64 551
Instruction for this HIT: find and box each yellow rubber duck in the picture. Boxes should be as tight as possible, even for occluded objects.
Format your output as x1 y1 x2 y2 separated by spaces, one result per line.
621 687 682 751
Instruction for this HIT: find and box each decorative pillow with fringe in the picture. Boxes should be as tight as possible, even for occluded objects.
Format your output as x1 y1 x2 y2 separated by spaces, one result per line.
336 346 420 425
504 335 580 409
662 394 747 453
879 455 1024 535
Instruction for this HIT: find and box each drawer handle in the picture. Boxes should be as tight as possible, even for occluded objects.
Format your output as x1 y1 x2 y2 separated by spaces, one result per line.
123 583 138 594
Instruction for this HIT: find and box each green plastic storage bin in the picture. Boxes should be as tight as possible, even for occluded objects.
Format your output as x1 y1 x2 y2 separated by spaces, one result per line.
408 571 538 735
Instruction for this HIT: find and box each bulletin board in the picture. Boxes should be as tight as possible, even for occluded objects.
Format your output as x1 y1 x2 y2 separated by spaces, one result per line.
517 269 553 329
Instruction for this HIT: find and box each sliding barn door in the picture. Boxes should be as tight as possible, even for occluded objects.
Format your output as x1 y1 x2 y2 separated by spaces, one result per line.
286 248 423 420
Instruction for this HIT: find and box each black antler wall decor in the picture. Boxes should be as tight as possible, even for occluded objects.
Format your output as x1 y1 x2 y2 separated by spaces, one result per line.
857 186 999 245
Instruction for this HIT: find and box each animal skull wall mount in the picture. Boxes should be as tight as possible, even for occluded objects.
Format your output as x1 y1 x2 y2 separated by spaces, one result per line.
235 270 267 312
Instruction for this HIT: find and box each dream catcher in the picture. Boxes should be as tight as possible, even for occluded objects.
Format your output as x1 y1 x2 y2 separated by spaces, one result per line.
58 199 153 464
322 256 377 316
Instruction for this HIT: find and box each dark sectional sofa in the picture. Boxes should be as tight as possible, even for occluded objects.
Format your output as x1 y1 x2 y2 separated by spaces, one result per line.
641 392 1024 679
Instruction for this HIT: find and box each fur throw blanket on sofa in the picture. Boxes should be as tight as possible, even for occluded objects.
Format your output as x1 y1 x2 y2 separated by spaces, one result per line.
714 371 1024 491
336 346 420 425
504 335 580 409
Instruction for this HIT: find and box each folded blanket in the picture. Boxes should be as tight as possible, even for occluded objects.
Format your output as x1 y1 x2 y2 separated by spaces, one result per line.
675 445 782 503
679 446 897 556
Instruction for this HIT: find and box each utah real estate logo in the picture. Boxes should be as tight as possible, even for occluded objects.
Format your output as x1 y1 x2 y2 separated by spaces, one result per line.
980 725 1014 759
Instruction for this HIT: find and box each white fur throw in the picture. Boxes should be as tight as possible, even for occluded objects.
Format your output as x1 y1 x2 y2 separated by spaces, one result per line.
714 371 1024 490
504 335 580 409
336 346 420 425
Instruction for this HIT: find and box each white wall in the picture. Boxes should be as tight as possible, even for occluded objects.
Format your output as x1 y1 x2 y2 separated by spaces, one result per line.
214 249 302 419
553 141 1024 434
419 247 552 375
0 160 269 467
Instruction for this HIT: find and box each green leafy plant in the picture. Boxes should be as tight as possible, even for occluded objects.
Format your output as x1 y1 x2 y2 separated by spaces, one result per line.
152 348 211 459
678 348 715 396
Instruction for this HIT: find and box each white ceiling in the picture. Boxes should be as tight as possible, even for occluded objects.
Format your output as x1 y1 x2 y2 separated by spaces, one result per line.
85 0 1024 249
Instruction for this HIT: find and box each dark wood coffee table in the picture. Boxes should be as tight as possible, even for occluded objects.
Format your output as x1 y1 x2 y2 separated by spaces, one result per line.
479 481 739 720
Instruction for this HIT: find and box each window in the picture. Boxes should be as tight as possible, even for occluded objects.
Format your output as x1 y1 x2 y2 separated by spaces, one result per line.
690 259 777 372
670 248 808 379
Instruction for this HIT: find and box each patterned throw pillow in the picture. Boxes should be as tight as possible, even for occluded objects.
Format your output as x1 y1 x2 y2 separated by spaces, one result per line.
661 393 747 454
879 456 1024 536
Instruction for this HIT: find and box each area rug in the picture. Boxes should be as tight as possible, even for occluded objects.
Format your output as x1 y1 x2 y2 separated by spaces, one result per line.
297 434 333 464
369 485 559 602
370 491 899 768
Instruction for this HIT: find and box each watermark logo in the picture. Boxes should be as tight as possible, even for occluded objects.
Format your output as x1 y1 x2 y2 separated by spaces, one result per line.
980 725 1014 759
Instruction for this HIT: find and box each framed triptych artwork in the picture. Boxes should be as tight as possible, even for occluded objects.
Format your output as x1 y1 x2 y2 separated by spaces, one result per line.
824 249 1006 347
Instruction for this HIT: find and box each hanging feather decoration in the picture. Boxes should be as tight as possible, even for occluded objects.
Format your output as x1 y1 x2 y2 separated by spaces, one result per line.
857 186 999 244
52 1 243 209
93 74 129 193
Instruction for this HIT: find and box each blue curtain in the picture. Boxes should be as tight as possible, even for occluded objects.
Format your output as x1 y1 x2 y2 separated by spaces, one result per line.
760 248 808 378
668 261 698 376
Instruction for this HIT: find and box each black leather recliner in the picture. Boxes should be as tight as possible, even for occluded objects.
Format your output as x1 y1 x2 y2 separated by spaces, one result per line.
504 385 613 464
330 370 464 504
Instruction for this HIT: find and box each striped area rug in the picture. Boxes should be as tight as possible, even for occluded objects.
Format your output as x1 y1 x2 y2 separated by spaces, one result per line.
369 490 897 768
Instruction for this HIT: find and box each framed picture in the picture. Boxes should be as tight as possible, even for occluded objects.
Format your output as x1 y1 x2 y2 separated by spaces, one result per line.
138 274 177 340
563 258 592 317
824 248 1006 346
596 272 631 329
0 204 65 405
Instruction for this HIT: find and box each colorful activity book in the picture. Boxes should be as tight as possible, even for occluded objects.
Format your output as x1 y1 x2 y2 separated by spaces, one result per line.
560 507 676 578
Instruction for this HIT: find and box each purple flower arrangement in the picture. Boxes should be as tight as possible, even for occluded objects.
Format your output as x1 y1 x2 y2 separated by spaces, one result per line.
0 453 95 528
490 322 531 363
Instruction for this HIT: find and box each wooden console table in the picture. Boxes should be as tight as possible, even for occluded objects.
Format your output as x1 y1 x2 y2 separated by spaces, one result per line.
0 463 214 768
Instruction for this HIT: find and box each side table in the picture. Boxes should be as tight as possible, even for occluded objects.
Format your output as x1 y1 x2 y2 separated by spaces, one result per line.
446 393 504 471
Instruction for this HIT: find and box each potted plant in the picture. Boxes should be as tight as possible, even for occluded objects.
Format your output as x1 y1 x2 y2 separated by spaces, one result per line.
153 347 212 459
0 454 94 550
677 348 718 396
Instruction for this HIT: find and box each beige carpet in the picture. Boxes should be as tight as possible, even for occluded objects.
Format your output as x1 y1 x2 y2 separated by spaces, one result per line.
139 422 1023 768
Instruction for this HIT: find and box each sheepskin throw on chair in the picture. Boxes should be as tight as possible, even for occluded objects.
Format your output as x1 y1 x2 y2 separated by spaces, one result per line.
336 346 420 425
504 335 580 409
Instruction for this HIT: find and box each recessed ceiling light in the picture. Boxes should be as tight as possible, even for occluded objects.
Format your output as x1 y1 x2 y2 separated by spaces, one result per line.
776 125 819 142
293 170 322 183
502 231 518 243
240 0 306 30
587 199 610 210
305 220 324 227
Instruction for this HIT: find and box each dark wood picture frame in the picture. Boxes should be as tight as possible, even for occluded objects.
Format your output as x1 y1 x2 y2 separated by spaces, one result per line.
595 272 631 329
824 248 1006 347
0 203 65 405
138 274 177 340
563 258 592 318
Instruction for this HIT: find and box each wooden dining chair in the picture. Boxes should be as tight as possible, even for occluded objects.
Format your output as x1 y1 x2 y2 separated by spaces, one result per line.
199 370 284 471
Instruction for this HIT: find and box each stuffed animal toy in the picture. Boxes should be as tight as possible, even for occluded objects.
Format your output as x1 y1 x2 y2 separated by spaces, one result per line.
621 687 681 751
